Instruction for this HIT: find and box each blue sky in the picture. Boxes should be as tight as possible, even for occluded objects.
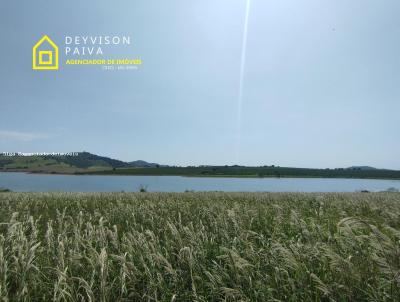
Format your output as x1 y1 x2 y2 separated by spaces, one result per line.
1 0 399 168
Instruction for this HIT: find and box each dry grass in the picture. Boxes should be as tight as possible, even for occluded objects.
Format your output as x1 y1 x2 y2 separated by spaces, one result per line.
0 192 399 301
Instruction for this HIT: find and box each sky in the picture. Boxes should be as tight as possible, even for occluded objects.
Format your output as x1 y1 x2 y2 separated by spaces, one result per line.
0 0 399 169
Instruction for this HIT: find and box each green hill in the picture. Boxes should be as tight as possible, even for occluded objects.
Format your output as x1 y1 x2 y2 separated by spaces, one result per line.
0 152 164 174
0 152 124 173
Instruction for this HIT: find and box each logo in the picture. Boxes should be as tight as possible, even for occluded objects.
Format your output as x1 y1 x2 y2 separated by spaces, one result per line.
32 35 59 70
31 34 142 71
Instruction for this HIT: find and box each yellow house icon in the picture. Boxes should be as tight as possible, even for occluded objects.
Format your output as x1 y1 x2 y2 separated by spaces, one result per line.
32 35 59 70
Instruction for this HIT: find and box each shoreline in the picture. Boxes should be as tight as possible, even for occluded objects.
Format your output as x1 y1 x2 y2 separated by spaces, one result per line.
1 170 400 181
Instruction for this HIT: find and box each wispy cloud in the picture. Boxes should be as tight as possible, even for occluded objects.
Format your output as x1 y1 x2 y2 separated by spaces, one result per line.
0 130 51 142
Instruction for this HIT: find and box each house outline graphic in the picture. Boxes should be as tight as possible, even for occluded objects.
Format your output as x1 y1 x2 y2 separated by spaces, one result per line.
32 35 59 70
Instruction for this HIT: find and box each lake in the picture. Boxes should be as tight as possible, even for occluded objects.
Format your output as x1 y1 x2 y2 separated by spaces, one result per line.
1 172 400 192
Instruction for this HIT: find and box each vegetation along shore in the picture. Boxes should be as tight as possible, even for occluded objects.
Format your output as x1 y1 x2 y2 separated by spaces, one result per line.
1 152 400 179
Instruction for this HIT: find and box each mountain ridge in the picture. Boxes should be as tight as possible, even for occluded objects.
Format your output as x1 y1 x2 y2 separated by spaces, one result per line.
0 152 162 173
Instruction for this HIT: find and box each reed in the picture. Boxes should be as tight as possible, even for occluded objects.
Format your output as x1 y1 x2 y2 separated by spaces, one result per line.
0 192 399 301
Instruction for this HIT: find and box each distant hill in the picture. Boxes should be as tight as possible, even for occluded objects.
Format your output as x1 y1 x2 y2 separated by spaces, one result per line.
128 160 162 168
0 152 162 173
59 152 127 169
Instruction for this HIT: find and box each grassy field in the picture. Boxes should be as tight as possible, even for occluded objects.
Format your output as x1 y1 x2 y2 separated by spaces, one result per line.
0 192 399 301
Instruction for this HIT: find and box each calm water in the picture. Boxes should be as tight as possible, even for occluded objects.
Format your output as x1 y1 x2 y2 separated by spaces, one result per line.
0 172 399 192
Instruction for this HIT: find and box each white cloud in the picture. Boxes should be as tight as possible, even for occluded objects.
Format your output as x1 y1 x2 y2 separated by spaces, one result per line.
0 130 51 142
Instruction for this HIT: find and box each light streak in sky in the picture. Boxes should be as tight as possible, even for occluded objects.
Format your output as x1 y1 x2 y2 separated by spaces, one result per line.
235 0 251 163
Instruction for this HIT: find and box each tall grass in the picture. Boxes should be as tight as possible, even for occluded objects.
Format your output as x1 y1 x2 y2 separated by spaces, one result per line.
0 192 399 301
